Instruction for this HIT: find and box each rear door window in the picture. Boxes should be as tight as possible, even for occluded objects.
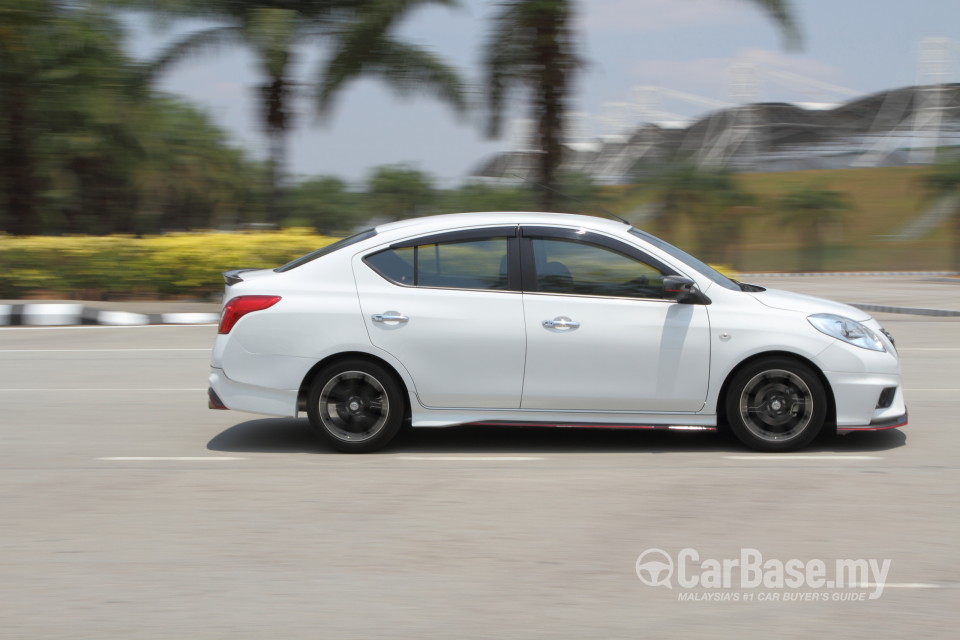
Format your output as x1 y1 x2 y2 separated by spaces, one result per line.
365 230 516 291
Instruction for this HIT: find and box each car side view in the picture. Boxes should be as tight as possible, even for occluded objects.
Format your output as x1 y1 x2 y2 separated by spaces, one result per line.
208 212 907 453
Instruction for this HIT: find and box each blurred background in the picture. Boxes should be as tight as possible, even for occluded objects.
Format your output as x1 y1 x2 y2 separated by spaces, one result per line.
1 0 959 300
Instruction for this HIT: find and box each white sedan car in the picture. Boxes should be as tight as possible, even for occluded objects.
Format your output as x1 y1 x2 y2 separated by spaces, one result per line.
208 212 906 453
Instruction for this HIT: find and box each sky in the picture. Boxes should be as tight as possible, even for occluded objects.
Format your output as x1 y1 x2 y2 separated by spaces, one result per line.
123 0 960 187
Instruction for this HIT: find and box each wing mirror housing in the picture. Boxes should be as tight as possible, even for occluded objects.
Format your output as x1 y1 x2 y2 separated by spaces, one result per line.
663 275 711 305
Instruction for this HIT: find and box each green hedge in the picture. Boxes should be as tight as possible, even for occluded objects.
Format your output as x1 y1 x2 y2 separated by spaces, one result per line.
0 230 336 299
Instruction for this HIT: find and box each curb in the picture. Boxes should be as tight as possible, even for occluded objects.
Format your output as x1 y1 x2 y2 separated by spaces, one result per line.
0 303 219 327
850 303 960 318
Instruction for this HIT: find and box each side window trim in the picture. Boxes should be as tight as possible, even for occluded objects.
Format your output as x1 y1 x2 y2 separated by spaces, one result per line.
519 228 678 300
519 236 537 294
413 245 420 286
519 225 677 277
363 227 522 292
390 225 519 249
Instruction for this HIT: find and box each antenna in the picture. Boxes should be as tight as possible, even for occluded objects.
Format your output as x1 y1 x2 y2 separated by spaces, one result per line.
510 174 631 225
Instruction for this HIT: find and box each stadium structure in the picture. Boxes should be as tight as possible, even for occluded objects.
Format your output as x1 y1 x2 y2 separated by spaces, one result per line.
472 83 960 184
473 39 960 184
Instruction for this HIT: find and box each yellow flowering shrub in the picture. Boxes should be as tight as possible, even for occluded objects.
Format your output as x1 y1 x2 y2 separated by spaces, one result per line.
0 230 336 299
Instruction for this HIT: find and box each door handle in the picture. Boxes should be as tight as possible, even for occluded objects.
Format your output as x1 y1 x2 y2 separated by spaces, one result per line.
372 312 409 323
542 316 580 330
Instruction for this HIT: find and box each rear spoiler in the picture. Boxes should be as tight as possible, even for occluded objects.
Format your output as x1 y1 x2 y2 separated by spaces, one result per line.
223 268 259 286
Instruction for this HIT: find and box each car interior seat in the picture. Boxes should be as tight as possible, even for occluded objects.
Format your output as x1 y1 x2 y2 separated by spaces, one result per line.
539 261 574 293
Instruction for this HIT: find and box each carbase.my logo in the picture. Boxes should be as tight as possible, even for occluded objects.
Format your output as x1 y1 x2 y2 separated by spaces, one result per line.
635 548 674 588
635 547 892 600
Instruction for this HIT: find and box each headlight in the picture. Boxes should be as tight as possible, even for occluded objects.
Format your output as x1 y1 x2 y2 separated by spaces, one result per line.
808 314 885 352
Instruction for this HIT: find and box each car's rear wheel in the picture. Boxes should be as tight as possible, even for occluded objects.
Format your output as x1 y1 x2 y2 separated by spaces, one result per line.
725 358 827 452
307 359 405 453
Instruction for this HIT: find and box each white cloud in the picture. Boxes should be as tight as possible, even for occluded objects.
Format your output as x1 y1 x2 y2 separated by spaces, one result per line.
628 48 855 107
581 0 760 33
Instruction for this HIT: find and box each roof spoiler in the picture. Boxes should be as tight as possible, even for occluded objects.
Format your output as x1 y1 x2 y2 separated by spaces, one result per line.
223 268 258 286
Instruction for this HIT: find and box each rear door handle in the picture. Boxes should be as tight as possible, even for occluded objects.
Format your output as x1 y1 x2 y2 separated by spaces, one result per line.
372 312 409 323
542 316 580 330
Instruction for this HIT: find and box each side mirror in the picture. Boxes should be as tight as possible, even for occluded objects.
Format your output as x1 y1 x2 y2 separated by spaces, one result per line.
663 275 711 305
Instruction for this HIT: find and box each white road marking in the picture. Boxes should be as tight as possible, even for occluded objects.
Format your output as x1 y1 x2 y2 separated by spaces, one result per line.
397 456 545 461
724 455 883 460
0 388 205 392
0 324 216 331
99 456 246 461
0 348 209 353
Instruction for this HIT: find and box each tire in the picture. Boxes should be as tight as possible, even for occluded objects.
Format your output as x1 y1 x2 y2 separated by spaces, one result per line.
724 357 827 452
307 359 406 453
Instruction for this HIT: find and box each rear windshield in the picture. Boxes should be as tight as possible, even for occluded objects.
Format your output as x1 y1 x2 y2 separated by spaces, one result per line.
275 228 377 272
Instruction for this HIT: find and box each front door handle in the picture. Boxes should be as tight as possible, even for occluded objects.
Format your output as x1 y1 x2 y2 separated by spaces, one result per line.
542 316 580 330
372 312 409 323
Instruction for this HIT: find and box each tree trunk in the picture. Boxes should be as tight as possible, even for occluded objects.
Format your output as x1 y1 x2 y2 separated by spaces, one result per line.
262 76 290 225
268 126 287 225
0 87 40 235
532 4 568 212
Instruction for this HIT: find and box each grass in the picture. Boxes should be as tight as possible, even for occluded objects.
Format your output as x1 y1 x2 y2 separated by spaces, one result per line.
606 165 954 273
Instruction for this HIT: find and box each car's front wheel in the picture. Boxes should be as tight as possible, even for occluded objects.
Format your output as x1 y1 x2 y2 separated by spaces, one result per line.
307 359 405 453
725 358 827 452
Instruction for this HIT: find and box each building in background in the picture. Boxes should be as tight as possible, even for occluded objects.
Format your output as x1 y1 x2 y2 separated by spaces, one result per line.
473 83 960 183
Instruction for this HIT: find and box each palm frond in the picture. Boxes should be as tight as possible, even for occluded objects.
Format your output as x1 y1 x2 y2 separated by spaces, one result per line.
316 36 465 117
242 7 300 77
144 25 244 79
743 0 802 49
482 2 532 137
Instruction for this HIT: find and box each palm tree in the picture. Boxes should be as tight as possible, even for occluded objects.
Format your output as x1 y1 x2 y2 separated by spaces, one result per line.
923 157 960 271
121 0 465 223
641 161 752 263
483 0 580 212
483 0 800 212
777 184 851 272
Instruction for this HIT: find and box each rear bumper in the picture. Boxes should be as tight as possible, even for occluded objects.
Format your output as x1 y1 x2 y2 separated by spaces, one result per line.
208 386 228 410
208 366 297 417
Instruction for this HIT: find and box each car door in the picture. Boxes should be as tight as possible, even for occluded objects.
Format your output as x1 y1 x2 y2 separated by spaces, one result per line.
519 226 711 412
353 226 527 409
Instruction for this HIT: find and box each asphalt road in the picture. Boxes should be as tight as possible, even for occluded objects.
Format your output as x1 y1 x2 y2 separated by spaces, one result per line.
1 315 958 639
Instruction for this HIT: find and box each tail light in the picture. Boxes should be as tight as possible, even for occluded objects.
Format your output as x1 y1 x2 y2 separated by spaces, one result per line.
218 295 281 334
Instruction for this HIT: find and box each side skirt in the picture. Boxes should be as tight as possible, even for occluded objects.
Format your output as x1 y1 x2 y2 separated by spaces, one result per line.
461 421 717 431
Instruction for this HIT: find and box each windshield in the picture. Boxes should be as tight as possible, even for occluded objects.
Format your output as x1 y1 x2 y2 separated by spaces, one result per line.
275 228 377 272
629 228 739 291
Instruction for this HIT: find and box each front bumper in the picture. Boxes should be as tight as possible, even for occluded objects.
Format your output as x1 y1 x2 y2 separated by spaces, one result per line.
822 368 907 428
837 410 908 433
